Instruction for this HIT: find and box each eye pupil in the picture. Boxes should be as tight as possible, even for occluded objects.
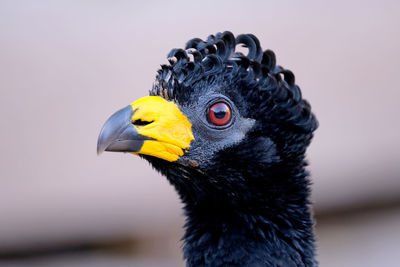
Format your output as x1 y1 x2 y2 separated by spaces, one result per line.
214 109 226 119
208 102 232 126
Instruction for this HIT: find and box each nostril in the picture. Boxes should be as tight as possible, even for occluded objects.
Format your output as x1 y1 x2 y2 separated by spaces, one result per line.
132 119 153 126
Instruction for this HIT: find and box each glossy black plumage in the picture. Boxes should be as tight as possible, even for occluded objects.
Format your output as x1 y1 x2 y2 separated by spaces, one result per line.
146 31 318 266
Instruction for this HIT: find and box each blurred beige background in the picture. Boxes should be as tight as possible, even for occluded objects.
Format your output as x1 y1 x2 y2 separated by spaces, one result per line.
1 0 400 266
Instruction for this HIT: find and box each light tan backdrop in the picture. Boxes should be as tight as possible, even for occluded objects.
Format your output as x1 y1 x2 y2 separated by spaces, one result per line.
1 1 399 266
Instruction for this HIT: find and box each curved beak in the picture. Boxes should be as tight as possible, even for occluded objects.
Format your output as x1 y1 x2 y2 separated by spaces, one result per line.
97 96 194 162
97 105 152 155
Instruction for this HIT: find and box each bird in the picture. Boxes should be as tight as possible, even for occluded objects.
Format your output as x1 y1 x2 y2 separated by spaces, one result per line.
97 31 318 266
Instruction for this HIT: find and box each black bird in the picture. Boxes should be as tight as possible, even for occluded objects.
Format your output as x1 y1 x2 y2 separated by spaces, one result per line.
97 31 318 266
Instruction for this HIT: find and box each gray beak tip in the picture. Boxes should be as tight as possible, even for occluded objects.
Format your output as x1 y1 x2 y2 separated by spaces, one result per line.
97 105 147 155
96 147 103 156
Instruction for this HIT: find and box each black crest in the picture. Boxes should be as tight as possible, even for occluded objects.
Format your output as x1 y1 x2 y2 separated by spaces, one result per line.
150 31 318 134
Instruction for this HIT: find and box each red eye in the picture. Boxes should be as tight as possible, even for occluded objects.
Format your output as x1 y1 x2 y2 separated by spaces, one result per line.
208 102 232 126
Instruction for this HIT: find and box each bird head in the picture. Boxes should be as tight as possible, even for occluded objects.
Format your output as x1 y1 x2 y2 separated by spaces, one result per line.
97 31 318 197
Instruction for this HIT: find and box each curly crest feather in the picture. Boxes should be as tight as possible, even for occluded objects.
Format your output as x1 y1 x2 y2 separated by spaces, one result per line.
150 31 317 137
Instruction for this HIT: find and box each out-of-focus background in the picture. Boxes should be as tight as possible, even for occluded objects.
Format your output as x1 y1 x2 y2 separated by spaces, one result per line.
1 0 399 266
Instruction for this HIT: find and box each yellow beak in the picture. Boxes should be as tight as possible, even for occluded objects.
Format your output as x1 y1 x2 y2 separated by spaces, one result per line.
97 96 194 162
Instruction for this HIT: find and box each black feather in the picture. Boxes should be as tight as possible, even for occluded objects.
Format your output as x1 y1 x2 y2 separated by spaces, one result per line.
147 31 318 266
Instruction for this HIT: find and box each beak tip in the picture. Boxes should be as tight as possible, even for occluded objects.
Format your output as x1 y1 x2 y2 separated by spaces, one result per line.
97 137 107 155
97 105 144 155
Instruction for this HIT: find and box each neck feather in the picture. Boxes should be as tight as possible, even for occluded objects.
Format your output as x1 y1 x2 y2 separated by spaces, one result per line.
167 162 316 267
